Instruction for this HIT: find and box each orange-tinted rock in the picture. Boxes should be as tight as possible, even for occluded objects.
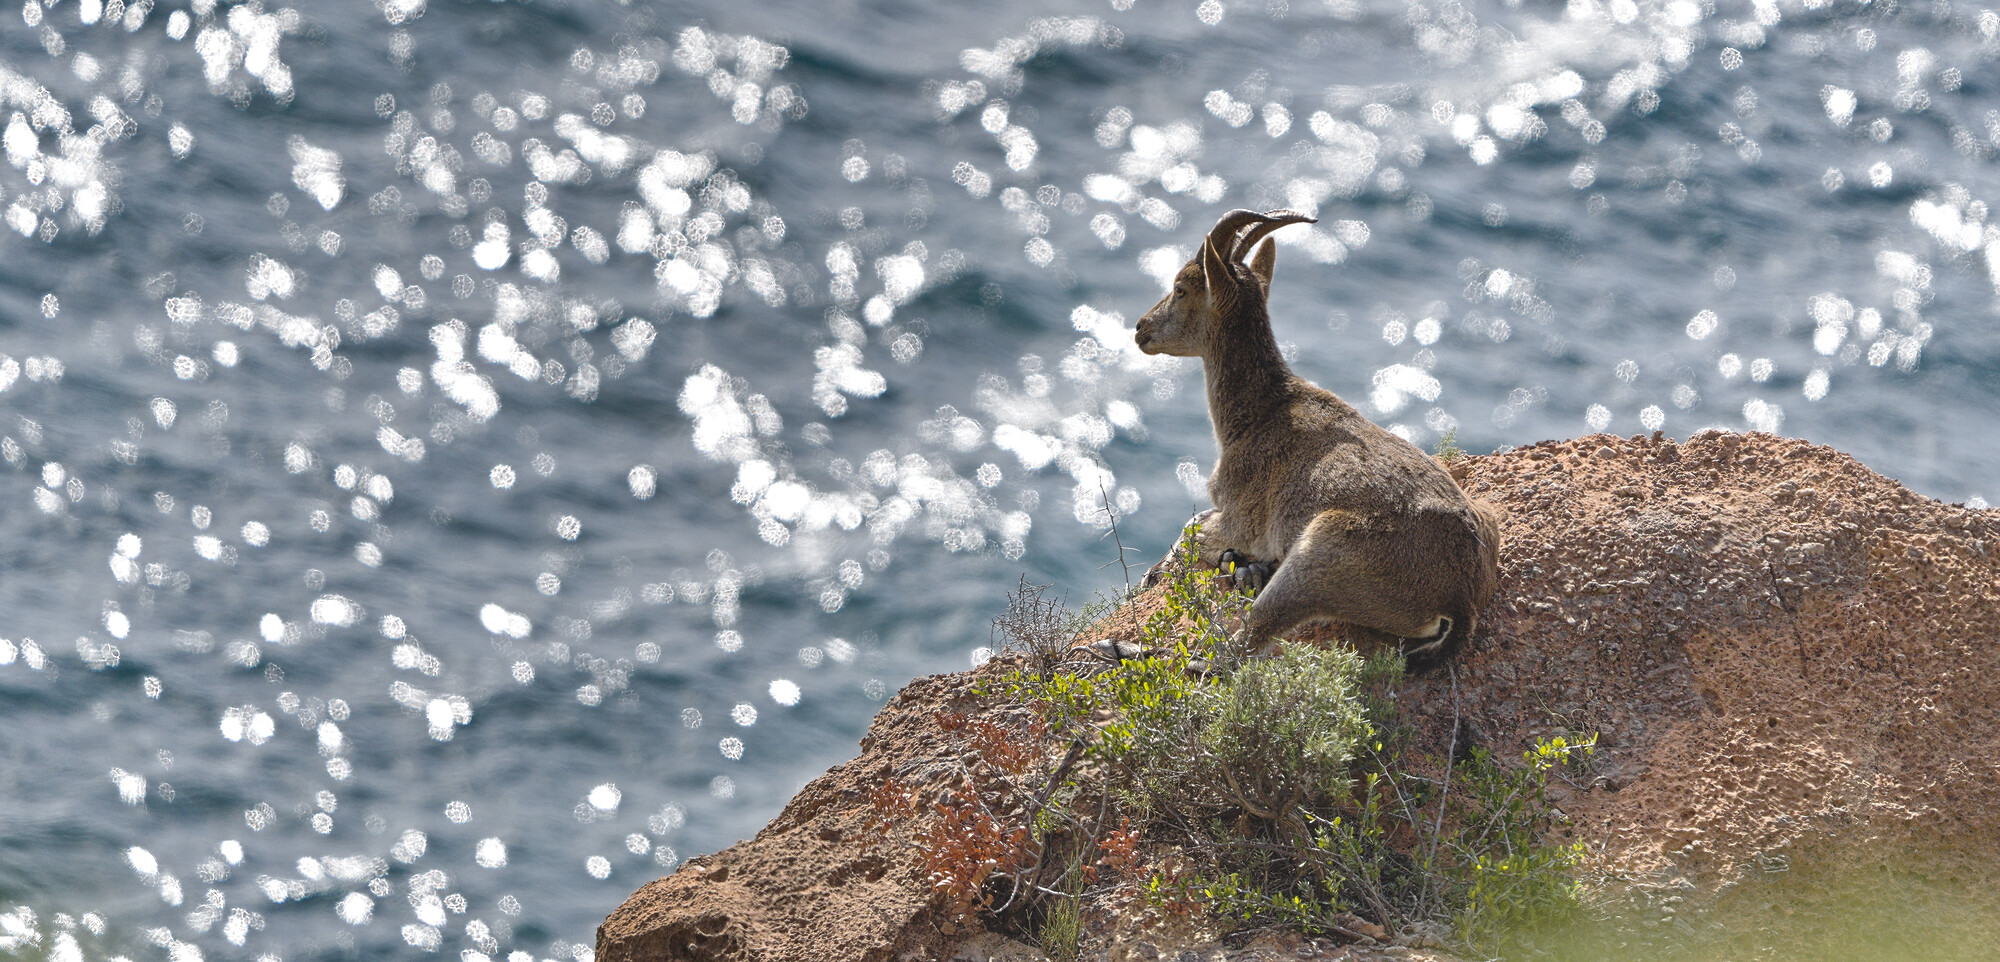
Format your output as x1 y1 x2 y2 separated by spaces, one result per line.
595 672 972 962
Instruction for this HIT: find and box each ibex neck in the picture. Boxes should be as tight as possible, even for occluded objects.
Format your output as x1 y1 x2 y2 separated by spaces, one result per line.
1201 313 1293 445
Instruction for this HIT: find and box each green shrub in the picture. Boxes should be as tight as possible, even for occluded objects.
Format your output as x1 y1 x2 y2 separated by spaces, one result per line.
1198 643 1367 821
1450 736 1595 948
1434 428 1465 463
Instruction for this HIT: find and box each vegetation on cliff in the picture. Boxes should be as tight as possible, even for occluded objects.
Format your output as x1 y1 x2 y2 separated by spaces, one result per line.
866 527 1593 959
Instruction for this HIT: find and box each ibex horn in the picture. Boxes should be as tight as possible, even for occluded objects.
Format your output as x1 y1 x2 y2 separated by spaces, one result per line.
1204 209 1318 263
1203 209 1270 263
1234 209 1316 260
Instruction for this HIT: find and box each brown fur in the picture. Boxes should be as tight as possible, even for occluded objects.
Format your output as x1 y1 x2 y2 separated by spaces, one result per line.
1134 209 1502 668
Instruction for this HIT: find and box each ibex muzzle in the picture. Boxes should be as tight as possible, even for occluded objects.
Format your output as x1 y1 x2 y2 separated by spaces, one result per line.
1137 209 1502 668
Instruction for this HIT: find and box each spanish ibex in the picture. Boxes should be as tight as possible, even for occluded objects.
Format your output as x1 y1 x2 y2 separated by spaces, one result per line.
1134 209 1502 668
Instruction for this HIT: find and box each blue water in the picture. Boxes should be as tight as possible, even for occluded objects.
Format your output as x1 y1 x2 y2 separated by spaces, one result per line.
1 0 1995 959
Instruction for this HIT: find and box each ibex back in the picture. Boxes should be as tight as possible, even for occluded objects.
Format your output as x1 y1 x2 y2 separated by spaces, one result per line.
1135 209 1502 668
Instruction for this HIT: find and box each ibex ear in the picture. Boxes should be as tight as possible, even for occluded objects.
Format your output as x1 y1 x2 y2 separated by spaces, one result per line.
1247 237 1277 296
1200 237 1237 314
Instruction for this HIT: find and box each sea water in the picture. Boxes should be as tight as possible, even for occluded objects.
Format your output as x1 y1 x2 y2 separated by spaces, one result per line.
1 0 1994 959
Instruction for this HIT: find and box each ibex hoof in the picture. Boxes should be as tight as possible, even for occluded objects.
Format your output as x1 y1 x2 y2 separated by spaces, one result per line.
1085 637 1213 676
1086 637 1149 663
1216 550 1275 594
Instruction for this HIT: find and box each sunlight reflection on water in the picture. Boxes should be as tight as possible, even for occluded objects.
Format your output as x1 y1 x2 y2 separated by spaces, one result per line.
1 0 1998 958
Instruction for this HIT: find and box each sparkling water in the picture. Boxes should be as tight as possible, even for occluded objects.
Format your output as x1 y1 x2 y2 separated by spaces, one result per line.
1 1 1994 959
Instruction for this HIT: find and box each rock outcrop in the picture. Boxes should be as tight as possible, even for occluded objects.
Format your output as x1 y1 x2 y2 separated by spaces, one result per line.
598 433 2000 962
592 668 968 962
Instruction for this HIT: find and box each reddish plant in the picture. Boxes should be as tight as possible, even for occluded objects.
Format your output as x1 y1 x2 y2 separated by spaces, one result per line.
1094 815 1143 882
865 712 1053 922
936 711 1047 778
914 782 1039 921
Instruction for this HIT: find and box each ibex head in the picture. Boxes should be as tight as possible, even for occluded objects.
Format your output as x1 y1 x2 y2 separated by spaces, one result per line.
1134 208 1316 357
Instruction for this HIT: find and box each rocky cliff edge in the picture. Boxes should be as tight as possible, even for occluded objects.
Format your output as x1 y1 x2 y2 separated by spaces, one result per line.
597 433 2000 961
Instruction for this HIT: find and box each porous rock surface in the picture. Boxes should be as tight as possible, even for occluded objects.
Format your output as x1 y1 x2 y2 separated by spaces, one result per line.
598 433 2000 961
